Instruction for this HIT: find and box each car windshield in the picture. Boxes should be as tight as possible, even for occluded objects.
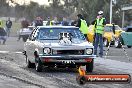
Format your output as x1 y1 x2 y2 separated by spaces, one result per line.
104 25 121 32
37 27 85 40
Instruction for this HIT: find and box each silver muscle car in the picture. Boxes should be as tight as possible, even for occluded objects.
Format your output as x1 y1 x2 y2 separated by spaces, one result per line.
24 26 96 72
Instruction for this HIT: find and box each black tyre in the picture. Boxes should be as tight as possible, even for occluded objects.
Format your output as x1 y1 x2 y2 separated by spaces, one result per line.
127 45 131 48
35 58 43 72
114 38 122 48
26 56 35 68
86 59 94 73
103 38 109 47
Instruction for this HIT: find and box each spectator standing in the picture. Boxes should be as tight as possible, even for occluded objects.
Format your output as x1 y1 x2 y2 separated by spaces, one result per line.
6 17 12 37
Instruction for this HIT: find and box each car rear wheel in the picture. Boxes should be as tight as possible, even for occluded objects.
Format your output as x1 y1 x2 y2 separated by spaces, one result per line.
35 58 43 72
103 39 109 47
127 45 131 48
86 59 94 72
114 38 122 48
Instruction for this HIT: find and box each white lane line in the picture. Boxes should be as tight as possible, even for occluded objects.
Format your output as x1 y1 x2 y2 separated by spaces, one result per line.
0 51 10 53
0 51 22 54
15 52 23 54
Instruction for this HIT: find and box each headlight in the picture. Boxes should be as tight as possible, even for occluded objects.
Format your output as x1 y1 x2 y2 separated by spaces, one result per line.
43 48 51 54
86 48 93 55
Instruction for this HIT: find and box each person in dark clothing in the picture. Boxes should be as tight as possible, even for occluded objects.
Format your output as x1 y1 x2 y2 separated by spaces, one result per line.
71 20 76 26
6 17 12 37
0 27 7 44
76 14 83 27
76 14 88 41
112 23 115 34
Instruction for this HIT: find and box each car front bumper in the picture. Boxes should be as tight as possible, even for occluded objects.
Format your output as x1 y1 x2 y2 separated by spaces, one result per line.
38 54 96 64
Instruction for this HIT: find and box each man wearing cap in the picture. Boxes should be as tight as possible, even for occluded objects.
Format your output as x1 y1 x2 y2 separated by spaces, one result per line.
92 11 106 57
76 14 88 41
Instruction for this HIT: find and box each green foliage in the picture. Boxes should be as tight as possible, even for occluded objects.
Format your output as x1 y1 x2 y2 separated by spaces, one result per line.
68 0 132 26
0 0 131 26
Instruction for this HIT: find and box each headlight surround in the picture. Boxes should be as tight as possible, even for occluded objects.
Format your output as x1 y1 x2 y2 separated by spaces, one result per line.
43 48 51 54
86 48 93 55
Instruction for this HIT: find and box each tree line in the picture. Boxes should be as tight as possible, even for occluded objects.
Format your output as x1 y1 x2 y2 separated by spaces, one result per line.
0 0 131 26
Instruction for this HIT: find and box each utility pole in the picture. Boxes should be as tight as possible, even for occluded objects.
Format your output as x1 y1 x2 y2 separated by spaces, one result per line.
110 0 116 24
122 11 125 28
110 0 112 24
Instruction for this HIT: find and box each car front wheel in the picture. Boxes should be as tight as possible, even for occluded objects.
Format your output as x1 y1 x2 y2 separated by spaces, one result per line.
86 60 94 73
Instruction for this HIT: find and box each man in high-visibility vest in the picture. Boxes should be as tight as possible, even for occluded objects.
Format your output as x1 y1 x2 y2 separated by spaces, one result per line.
92 11 106 57
76 14 88 41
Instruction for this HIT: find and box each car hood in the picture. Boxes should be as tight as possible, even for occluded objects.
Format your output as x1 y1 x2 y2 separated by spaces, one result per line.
37 39 93 49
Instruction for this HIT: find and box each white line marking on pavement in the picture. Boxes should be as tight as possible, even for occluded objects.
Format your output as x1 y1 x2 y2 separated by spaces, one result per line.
0 51 22 54
0 51 9 53
15 52 23 54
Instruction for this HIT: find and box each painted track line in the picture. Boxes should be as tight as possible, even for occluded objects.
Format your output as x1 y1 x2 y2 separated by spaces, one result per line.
0 51 23 54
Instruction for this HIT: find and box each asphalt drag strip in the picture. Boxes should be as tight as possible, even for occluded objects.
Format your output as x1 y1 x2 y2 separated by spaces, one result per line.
0 52 132 88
